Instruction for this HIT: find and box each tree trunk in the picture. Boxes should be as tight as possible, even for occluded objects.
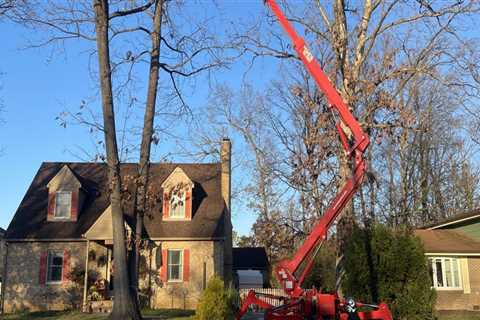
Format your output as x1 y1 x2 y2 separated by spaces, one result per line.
92 1 141 319
133 0 164 297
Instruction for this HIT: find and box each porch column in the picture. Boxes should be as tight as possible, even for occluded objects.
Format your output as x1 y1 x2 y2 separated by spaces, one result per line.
82 240 90 312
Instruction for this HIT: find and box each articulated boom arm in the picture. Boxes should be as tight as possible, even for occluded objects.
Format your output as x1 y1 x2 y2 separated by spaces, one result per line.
265 0 370 295
237 2 394 319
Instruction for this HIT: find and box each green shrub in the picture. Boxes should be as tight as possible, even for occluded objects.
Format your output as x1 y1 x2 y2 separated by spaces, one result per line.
195 276 238 320
343 224 436 320
303 241 336 292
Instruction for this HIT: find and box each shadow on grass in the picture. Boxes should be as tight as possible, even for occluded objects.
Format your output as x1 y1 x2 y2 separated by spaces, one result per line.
0 309 196 320
142 308 195 319
0 310 107 320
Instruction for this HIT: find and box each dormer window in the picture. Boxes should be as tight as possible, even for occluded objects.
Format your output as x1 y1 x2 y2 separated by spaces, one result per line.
161 167 194 221
47 165 83 222
54 191 72 219
169 191 186 218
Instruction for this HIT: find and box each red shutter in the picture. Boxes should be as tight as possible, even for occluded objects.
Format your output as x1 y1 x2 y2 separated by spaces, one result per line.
183 249 190 282
160 249 168 282
162 192 169 219
185 190 192 220
39 251 47 285
71 191 78 221
62 250 70 283
47 192 55 221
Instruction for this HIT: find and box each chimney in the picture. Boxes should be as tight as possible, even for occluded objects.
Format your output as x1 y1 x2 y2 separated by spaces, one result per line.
221 138 231 211
220 138 233 282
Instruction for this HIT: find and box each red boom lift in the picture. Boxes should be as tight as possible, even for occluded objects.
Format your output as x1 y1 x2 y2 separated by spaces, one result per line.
236 1 394 319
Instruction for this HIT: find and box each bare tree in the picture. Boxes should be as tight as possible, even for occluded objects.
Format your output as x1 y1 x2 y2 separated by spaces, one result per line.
92 1 141 318
209 0 480 291
6 1 240 316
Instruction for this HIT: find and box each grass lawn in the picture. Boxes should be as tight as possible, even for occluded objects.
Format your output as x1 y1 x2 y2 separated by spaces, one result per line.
437 311 480 320
0 309 195 320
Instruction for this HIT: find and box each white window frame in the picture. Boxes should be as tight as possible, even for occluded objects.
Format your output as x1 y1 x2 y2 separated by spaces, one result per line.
169 191 186 219
429 257 462 290
167 249 183 282
54 191 72 219
46 251 64 284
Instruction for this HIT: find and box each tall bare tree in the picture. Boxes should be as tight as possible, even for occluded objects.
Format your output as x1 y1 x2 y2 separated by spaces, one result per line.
92 1 141 318
212 0 480 290
6 1 239 316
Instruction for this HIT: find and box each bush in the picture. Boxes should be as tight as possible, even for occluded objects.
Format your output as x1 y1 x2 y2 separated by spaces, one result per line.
343 224 436 320
303 241 336 292
195 276 238 320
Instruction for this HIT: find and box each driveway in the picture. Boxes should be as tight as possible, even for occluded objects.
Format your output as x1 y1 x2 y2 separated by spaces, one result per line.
241 312 264 320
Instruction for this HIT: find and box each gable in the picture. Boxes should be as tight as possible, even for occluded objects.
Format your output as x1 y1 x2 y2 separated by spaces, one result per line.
47 165 82 191
427 209 480 230
161 167 194 190
84 205 133 241
446 221 480 242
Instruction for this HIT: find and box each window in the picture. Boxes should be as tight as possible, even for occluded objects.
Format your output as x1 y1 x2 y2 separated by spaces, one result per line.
167 249 183 281
429 257 461 289
169 191 185 218
47 251 64 283
54 191 71 219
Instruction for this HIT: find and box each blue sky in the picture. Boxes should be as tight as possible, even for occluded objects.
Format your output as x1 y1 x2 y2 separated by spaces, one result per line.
0 1 274 234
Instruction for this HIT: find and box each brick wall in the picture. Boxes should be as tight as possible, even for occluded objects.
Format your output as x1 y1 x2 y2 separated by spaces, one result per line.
436 257 480 311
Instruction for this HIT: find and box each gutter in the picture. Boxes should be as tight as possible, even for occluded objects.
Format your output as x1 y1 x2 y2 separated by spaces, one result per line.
5 238 87 243
425 252 480 257
428 214 480 230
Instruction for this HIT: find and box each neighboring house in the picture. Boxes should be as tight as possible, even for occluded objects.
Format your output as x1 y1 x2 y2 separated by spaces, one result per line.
233 247 270 289
1 139 233 313
416 209 480 311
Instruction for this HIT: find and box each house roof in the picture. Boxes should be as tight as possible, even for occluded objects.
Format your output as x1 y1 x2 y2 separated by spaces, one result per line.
233 247 269 270
424 209 480 230
415 229 480 254
6 162 226 240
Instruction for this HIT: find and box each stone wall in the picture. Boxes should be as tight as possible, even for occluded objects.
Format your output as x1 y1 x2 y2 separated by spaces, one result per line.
2 239 223 312
148 240 222 310
2 241 87 313
436 257 480 311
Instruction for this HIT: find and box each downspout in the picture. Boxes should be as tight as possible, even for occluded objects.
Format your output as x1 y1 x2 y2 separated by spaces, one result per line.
82 240 90 312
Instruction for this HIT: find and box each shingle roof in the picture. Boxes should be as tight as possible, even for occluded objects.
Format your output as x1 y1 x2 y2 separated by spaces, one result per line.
423 209 480 229
6 162 226 240
233 247 269 270
415 229 480 254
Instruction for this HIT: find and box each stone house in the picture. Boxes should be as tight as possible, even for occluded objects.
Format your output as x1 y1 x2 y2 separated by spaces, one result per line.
415 209 480 311
1 139 233 313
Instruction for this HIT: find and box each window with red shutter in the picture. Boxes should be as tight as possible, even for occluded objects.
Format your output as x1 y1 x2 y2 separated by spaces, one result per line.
185 191 192 220
183 249 190 282
160 249 168 282
164 187 193 221
70 192 78 221
162 192 170 219
39 251 48 285
46 251 64 283
47 193 56 221
54 191 72 219
62 250 70 283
